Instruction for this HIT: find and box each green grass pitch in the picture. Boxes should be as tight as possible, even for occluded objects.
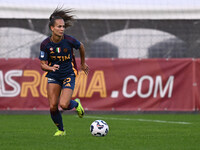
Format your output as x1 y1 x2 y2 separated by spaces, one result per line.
0 113 200 150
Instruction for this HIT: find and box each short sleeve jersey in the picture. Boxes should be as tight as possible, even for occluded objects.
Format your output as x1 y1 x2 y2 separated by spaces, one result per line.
39 34 81 80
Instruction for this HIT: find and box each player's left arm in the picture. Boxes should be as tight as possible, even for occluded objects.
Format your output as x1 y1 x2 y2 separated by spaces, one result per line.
79 42 89 75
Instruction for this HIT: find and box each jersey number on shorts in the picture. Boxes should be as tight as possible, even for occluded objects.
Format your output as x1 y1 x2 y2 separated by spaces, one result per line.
63 78 71 87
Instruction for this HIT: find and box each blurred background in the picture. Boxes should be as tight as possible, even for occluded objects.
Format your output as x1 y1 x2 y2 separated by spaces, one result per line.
1 0 200 59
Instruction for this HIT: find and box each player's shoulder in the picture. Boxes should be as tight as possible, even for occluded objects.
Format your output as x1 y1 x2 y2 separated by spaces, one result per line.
64 34 77 41
41 37 51 46
40 37 51 51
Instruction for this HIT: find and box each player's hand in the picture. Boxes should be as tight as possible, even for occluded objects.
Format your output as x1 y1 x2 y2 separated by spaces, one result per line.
81 63 89 75
52 64 60 72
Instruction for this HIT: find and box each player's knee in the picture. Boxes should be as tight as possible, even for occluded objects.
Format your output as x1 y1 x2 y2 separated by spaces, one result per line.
60 101 70 110
50 103 58 111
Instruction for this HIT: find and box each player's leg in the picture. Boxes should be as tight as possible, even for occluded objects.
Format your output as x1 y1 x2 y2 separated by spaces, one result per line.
59 88 77 110
59 75 84 118
59 88 84 118
47 82 65 136
59 75 77 110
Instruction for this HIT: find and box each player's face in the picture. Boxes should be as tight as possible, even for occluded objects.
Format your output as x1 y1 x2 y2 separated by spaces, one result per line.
51 19 65 37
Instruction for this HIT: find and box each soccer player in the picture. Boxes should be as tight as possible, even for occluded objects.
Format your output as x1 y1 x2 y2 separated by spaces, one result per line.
39 7 89 136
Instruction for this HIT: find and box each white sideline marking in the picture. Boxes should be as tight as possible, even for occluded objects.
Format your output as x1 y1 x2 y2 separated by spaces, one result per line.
85 116 192 125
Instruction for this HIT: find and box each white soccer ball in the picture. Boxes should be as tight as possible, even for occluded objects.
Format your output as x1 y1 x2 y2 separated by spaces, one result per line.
90 120 109 137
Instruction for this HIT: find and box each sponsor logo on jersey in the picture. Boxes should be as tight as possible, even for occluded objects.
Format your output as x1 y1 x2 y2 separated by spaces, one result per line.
50 47 53 51
50 54 70 61
56 47 61 53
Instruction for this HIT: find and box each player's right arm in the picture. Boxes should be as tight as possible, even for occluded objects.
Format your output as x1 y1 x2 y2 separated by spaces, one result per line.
39 41 59 72
40 60 59 72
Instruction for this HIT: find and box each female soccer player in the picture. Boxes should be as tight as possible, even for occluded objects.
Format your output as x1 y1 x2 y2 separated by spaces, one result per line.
39 8 89 136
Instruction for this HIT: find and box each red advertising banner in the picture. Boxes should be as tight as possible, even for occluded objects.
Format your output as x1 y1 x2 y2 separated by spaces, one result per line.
0 58 199 111
195 59 200 110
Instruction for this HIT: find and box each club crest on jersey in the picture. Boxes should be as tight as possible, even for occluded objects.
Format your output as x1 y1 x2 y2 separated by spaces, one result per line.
64 48 68 53
50 47 53 51
56 47 61 53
